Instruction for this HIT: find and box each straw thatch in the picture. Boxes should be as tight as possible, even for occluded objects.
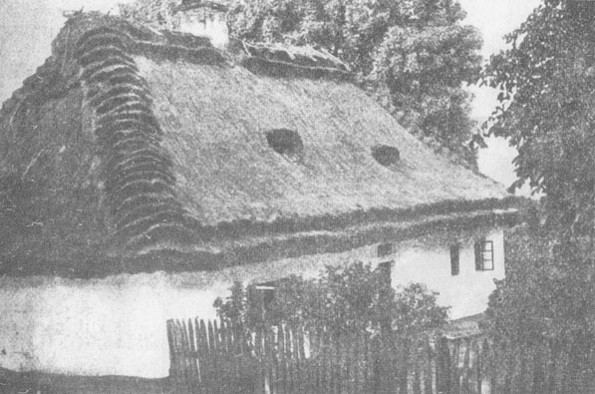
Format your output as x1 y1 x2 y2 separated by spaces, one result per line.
0 13 519 277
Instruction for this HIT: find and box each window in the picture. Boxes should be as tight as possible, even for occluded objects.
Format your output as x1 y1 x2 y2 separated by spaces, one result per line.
265 129 304 161
377 243 394 257
254 281 277 312
474 239 494 271
371 145 400 167
450 244 460 276
377 261 393 286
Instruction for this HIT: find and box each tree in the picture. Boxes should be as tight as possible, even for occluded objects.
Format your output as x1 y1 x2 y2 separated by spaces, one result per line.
213 262 448 337
482 0 595 238
119 0 483 166
482 1 595 385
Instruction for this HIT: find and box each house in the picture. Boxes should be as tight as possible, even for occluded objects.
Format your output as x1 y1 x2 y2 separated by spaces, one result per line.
0 4 518 379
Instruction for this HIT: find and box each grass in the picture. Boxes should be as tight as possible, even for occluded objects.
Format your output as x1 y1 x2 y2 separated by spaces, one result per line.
0 368 173 394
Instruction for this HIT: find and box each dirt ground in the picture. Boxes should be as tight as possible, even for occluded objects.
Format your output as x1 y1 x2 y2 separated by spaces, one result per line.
0 368 175 394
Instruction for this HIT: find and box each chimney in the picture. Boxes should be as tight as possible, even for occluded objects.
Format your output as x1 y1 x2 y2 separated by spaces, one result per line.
175 0 230 49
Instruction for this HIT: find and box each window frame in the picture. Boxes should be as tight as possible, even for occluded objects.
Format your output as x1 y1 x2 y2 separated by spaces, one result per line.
254 280 283 312
377 260 394 287
377 243 394 258
450 244 460 276
475 239 495 271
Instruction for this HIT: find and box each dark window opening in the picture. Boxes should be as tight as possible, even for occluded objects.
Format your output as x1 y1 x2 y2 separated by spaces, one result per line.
377 243 394 257
266 129 304 160
377 261 393 286
371 145 400 167
474 239 494 271
254 281 277 312
450 244 460 276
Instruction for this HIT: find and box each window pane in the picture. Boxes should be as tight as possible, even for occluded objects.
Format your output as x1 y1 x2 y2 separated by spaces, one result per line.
484 259 494 270
377 243 394 257
450 245 460 276
483 241 494 252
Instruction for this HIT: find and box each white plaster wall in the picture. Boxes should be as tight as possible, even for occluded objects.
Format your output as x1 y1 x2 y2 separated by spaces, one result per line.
0 227 505 378
390 228 505 319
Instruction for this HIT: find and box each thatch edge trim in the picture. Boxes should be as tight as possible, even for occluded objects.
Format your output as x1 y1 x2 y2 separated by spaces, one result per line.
169 196 521 242
0 207 519 278
214 207 521 269
240 56 352 81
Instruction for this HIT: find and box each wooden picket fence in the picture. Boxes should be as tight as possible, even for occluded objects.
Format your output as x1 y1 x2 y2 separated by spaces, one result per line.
167 318 595 393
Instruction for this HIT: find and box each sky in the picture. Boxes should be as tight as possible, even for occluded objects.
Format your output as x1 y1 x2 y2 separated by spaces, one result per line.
0 0 542 192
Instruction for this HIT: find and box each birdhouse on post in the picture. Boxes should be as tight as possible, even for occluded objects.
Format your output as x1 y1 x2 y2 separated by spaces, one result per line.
568 0 595 18
173 0 230 49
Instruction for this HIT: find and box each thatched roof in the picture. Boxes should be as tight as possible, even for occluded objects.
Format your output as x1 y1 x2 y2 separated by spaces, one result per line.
0 13 519 277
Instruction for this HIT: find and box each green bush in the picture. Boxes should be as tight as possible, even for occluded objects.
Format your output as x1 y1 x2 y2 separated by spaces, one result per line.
214 262 448 338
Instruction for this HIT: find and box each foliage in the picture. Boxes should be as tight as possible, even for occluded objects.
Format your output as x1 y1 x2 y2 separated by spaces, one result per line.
214 262 448 337
487 226 595 346
481 3 595 383
119 0 483 166
485 224 595 388
482 0 595 237
119 0 179 27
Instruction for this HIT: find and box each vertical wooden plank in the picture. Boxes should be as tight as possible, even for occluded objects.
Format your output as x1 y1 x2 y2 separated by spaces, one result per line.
473 338 482 394
208 320 218 394
186 318 199 390
278 324 288 394
190 319 200 384
303 328 313 394
178 319 192 393
169 320 185 391
398 338 410 394
198 319 209 391
309 327 319 394
233 322 246 393
489 341 497 394
332 332 339 394
228 321 240 393
451 339 462 393
284 324 294 393
461 338 471 392
166 320 177 380
254 327 266 394
352 333 363 394
193 319 204 392
293 325 305 392
412 338 422 394
268 326 278 394
424 336 434 394
363 332 372 393
436 337 451 394
346 333 357 394
322 330 332 393
218 320 228 393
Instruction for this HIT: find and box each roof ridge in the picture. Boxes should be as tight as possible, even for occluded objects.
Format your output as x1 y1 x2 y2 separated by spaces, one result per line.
64 13 351 78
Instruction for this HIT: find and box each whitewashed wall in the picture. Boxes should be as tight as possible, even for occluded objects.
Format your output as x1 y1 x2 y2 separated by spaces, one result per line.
0 227 505 378
390 228 505 318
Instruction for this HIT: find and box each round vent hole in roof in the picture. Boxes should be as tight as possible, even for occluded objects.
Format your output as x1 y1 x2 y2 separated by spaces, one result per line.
266 129 304 160
372 145 400 167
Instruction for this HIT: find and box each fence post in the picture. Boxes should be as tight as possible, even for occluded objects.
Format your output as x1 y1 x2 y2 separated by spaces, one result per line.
436 336 451 394
424 336 434 394
398 337 410 394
